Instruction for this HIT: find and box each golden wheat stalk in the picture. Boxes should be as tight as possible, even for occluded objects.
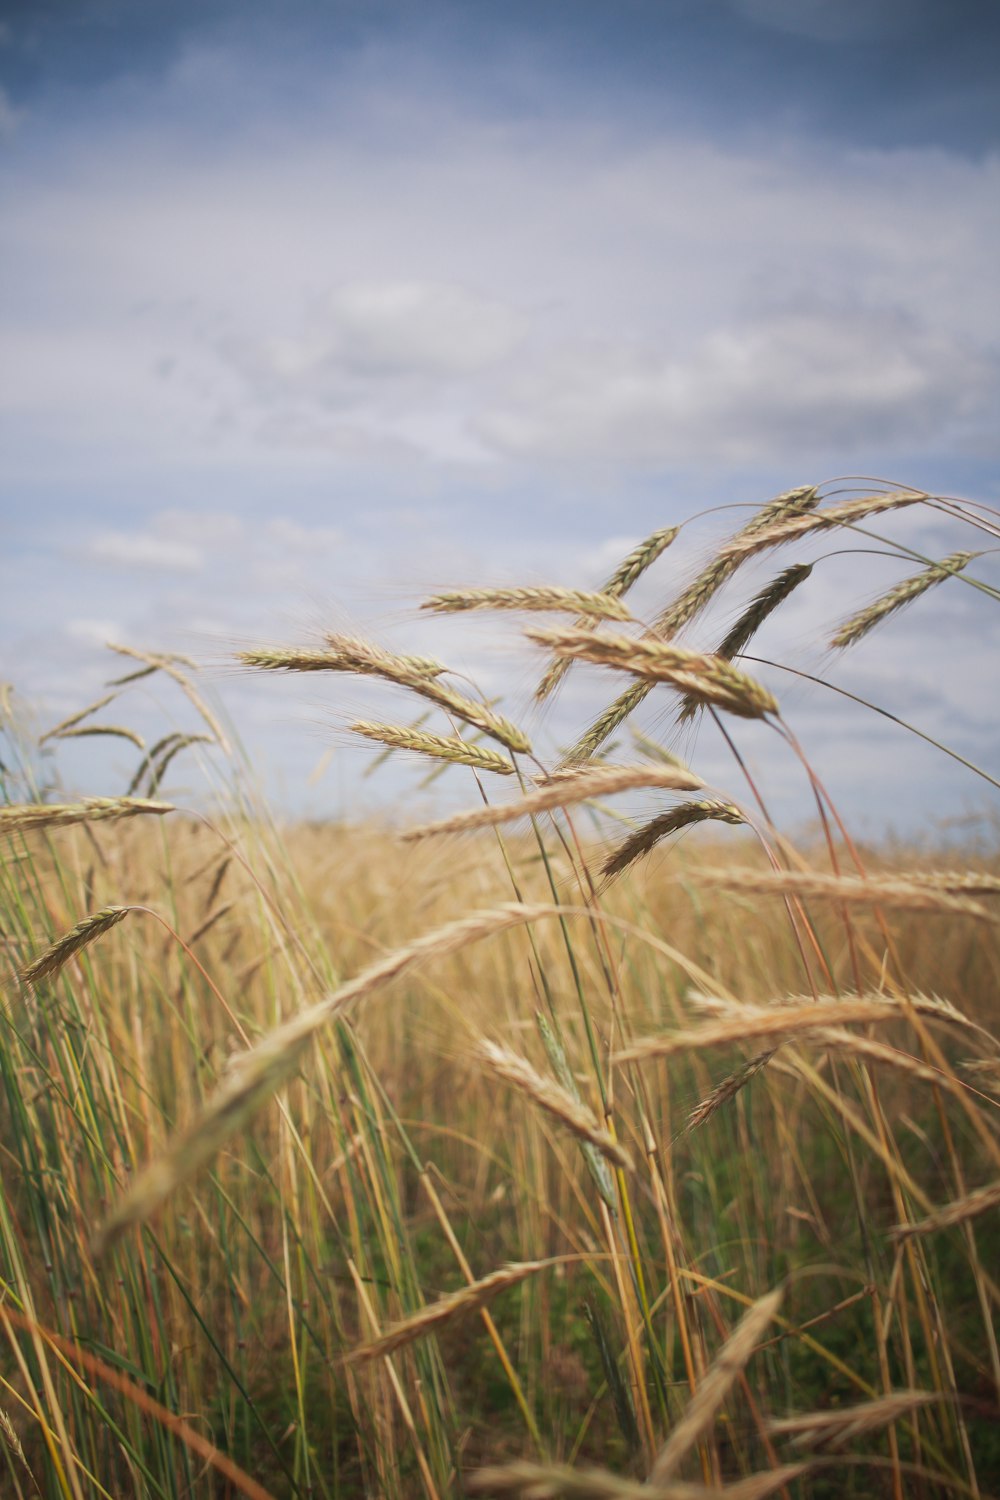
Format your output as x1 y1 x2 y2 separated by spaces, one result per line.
345 1259 553 1365
688 988 980 1037
556 489 818 755
535 525 681 702
678 563 812 723
615 996 953 1065
564 680 652 764
350 721 514 775
683 1048 776 1132
242 637 530 753
901 870 1000 894
96 901 562 1249
47 724 146 750
889 1180 1000 1241
528 627 779 719
831 552 973 649
477 1040 633 1170
0 797 174 838
717 490 924 566
38 692 118 744
768 1390 941 1451
649 1288 784 1483
685 867 996 921
403 763 704 841
600 801 744 884
18 906 132 988
108 642 231 752
421 587 634 621
649 486 820 645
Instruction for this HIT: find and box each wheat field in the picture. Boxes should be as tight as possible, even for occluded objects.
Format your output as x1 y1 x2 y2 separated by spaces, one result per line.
0 481 998 1498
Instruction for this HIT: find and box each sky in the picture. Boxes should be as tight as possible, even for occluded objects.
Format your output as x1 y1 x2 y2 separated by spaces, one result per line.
1 0 998 836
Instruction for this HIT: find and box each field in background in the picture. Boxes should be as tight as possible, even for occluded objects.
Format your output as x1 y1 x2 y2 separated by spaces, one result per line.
0 481 998 1498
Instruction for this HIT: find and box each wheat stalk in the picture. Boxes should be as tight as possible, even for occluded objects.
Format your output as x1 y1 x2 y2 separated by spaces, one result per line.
421 587 634 621
649 1288 783 1483
831 551 973 648
717 491 924 566
685 867 997 921
18 906 131 988
528 627 779 719
242 636 530 753
889 1180 1000 1241
477 1039 633 1170
350 721 515 775
345 1260 553 1365
536 525 680 702
769 1390 941 1451
403 763 704 841
0 798 174 838
600 801 744 884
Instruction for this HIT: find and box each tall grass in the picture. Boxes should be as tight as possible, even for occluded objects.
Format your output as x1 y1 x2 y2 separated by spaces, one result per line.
0 480 997 1497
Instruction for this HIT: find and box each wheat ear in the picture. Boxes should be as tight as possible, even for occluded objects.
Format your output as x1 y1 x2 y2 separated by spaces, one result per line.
478 1040 632 1170
18 906 131 988
422 586 633 620
536 525 680 702
350 721 514 775
346 1260 553 1365
831 551 972 648
0 798 173 838
600 801 744 885
403 763 703 841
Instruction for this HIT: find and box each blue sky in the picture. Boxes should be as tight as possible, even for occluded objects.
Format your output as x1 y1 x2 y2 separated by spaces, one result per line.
1 0 998 833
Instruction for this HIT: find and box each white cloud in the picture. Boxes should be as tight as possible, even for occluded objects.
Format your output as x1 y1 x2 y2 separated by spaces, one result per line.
86 531 205 572
66 617 121 645
477 306 999 464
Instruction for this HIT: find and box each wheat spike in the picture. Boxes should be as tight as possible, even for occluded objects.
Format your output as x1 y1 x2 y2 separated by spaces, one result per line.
403 763 704 841
18 906 131 988
889 1180 1000 1241
528 627 779 719
686 866 996 921
346 1260 552 1365
536 525 680 702
0 798 174 838
560 490 817 754
684 1049 776 1133
831 551 973 649
769 1390 941 1451
350 721 514 774
478 1040 633 1170
717 490 924 566
422 586 634 620
649 1288 783 1483
108 642 230 752
47 724 146 750
242 636 530 753
600 801 744 884
38 692 118 744
678 563 812 723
